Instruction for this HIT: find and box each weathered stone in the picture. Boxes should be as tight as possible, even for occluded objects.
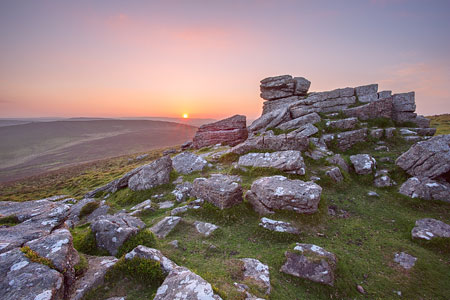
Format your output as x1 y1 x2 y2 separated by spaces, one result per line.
277 112 321 131
150 217 181 239
367 191 379 197
385 127 396 138
159 201 174 209
339 87 355 97
399 177 450 202
259 217 299 234
181 141 193 151
400 128 416 135
359 93 378 103
240 258 271 294
374 145 389 152
70 256 118 300
415 128 436 136
412 115 431 128
172 181 193 202
192 115 248 149
128 156 173 191
396 135 450 179
238 151 306 175
394 252 417 270
25 228 79 294
0 248 65 300
90 213 145 255
370 128 384 139
172 152 207 174
403 135 421 142
326 154 349 173
326 167 344 183
262 96 301 115
130 199 152 212
343 97 392 121
249 107 292 132
260 75 296 100
231 124 316 155
125 245 177 274
246 176 322 214
326 117 358 130
378 90 392 99
305 137 333 160
411 218 450 240
374 174 396 187
293 77 311 96
355 84 378 96
154 266 222 300
280 243 337 286
334 129 368 151
193 221 219 237
170 205 189 216
394 112 417 123
350 154 376 175
192 174 243 209
392 92 416 112
290 106 319 119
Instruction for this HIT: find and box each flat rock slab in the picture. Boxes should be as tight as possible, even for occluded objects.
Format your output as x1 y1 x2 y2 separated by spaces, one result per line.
246 176 322 215
238 150 306 175
192 174 243 209
394 252 417 270
150 217 182 238
159 201 174 209
130 199 152 211
128 155 173 191
335 129 368 151
90 213 145 256
193 221 219 237
70 256 118 300
396 134 450 179
154 266 222 300
240 258 271 295
411 218 450 241
172 152 208 174
399 177 450 203
280 243 337 286
0 248 65 300
259 217 299 234
350 154 376 175
277 112 321 131
326 117 358 130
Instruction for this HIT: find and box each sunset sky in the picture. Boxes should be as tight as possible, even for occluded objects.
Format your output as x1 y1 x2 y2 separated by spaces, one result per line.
1 0 449 119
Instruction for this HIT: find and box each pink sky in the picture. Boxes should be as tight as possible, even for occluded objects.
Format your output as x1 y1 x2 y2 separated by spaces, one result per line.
1 0 449 119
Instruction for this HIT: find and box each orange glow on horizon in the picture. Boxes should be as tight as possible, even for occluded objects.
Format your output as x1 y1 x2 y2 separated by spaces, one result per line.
182 113 189 119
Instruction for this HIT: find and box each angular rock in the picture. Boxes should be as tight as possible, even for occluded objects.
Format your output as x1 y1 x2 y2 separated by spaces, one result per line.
240 258 271 294
150 217 181 238
249 107 292 132
293 77 311 96
130 199 152 212
392 92 416 112
238 151 306 175
260 75 296 100
412 115 431 128
396 135 450 179
355 84 378 96
359 93 378 103
370 128 384 139
326 167 344 183
193 221 219 237
326 154 349 173
154 266 222 300
159 201 174 209
350 154 376 175
128 156 173 191
277 112 321 131
343 97 393 121
394 252 417 270
399 177 450 202
259 217 299 234
411 218 450 240
262 96 301 115
90 213 145 255
192 174 243 209
326 117 358 130
378 90 392 99
172 181 193 202
181 141 193 151
415 128 436 136
374 174 396 187
280 243 337 286
0 248 65 300
125 245 177 274
70 256 118 300
192 115 248 149
172 152 207 174
334 129 368 151
246 176 322 215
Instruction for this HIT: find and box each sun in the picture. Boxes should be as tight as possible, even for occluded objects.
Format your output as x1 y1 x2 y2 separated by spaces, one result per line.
182 113 189 119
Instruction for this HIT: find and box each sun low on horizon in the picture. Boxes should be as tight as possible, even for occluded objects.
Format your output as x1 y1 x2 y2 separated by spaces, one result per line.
182 113 189 119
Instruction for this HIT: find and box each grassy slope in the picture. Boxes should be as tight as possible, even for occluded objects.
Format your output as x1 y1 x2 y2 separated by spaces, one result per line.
1 119 449 300
428 114 450 135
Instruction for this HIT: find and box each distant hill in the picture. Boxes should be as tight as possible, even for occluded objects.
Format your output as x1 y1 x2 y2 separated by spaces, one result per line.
428 114 450 135
0 119 197 183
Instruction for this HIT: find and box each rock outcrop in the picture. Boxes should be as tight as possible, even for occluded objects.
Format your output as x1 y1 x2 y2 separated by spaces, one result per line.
246 176 322 215
192 174 243 209
150 217 181 239
411 218 450 241
260 75 310 100
172 152 208 174
237 150 306 175
192 115 248 149
128 155 173 191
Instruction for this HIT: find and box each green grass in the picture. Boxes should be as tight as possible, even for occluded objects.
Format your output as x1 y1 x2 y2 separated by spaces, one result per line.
79 201 100 219
74 253 89 277
428 114 450 135
71 224 109 256
116 230 158 258
21 246 56 269
0 215 20 227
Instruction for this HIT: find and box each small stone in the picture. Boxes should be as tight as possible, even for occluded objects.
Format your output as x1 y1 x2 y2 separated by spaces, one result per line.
193 221 219 237
159 201 174 209
259 217 299 234
394 252 417 269
150 217 182 239
367 191 379 197
169 240 179 248
357 285 366 294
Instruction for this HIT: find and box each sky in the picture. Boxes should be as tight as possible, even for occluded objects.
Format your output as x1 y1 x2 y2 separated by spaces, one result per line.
1 0 449 119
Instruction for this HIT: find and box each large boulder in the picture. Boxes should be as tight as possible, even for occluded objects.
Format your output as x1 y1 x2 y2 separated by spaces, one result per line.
399 177 450 202
237 150 306 175
260 75 310 100
343 97 393 121
396 135 450 180
411 218 450 241
192 174 243 209
192 115 248 149
280 243 337 286
350 154 376 175
90 213 145 255
70 255 118 300
392 92 416 123
231 124 317 155
172 152 207 174
246 176 322 215
0 248 65 300
128 155 173 191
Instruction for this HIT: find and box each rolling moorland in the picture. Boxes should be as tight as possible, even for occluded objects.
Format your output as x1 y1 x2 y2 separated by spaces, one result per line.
0 78 449 300
0 119 198 183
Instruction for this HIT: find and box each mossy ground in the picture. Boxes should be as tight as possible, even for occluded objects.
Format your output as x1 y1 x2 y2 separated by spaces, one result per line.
2 122 449 299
